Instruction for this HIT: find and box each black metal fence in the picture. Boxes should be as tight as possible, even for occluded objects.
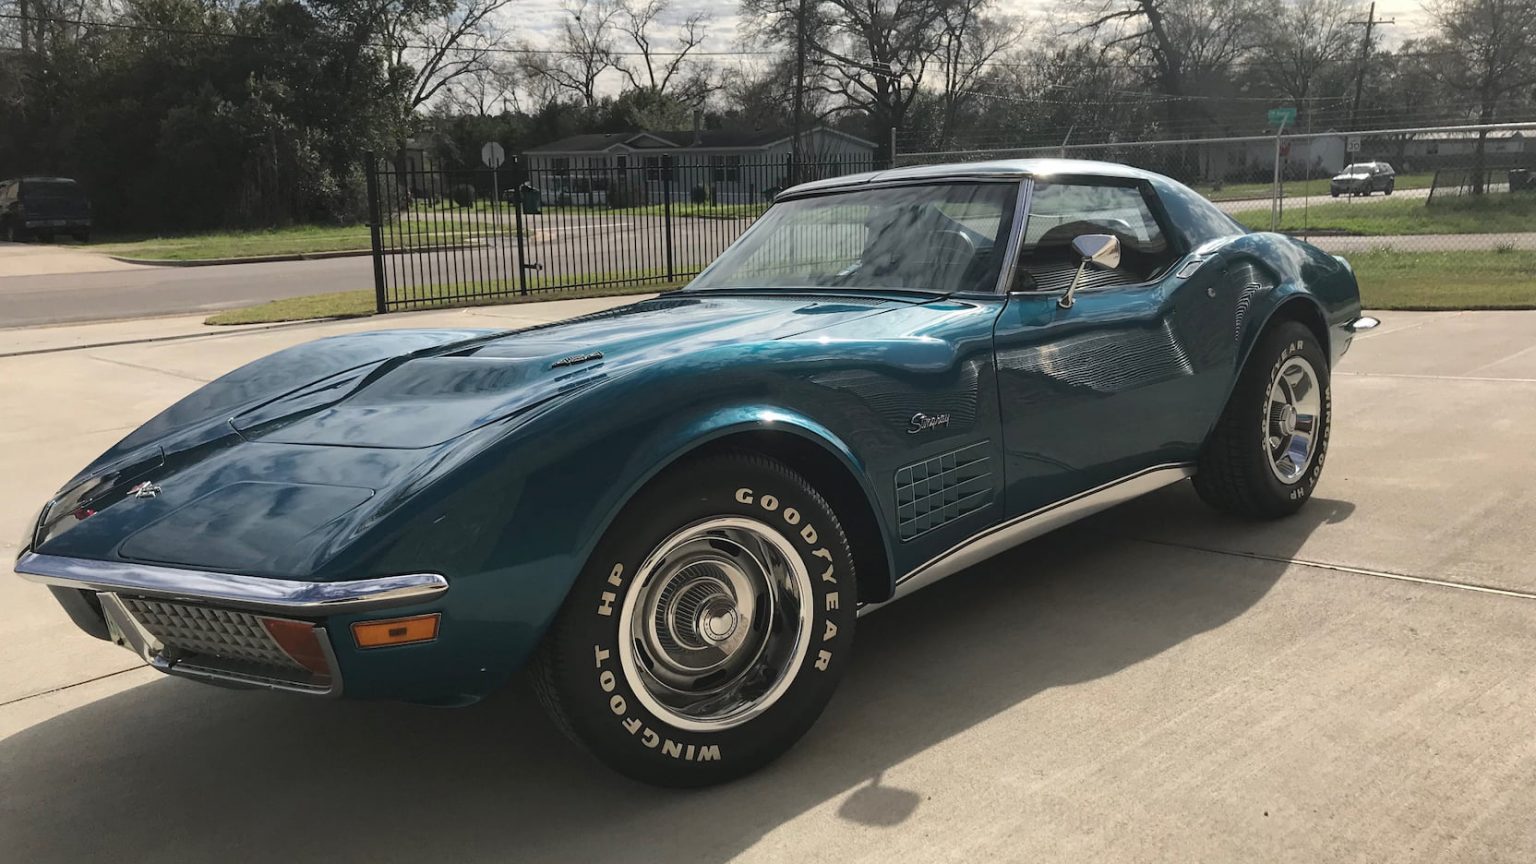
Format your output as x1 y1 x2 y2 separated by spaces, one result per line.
365 152 881 313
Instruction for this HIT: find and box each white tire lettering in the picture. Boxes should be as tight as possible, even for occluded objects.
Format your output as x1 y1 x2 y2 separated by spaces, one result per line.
735 487 753 504
607 563 624 587
663 740 683 759
815 649 832 671
825 591 839 611
801 524 818 545
600 670 616 692
697 745 721 762
622 716 642 735
642 727 660 748
760 494 779 512
597 590 617 617
594 645 611 668
609 694 627 715
821 564 836 583
823 620 838 640
783 507 800 525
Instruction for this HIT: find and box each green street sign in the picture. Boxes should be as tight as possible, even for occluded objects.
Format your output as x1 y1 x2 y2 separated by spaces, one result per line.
1268 107 1297 129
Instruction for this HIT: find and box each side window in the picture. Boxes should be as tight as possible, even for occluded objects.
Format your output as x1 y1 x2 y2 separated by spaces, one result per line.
1014 181 1176 292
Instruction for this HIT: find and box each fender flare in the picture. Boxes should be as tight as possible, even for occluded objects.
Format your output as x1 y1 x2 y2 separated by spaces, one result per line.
1205 283 1329 443
572 403 897 602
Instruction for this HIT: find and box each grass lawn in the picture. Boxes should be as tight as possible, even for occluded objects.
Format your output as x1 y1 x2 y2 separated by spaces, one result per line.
1353 249 1536 309
205 274 687 325
1233 193 1536 235
93 225 378 261
1198 172 1434 202
95 220 520 262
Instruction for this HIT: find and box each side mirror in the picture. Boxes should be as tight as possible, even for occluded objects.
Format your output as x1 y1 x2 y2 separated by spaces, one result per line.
1059 233 1121 309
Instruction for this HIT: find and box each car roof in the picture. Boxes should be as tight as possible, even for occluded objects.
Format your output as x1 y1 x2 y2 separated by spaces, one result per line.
779 158 1171 198
4 176 80 184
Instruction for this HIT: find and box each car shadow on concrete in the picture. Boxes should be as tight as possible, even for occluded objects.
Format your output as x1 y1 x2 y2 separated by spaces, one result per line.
0 484 1353 863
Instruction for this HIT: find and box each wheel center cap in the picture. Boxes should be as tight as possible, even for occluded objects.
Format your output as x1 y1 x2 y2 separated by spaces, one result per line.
1277 404 1298 435
699 601 739 643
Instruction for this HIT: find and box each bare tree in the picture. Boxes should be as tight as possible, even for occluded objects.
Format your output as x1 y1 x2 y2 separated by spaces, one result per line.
613 0 713 102
1253 0 1355 119
1084 0 1275 126
518 0 622 107
388 0 515 110
933 0 1019 145
745 0 966 163
1422 0 1536 191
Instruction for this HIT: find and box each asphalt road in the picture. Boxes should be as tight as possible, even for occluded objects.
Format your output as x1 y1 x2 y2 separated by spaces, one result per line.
3 304 1536 862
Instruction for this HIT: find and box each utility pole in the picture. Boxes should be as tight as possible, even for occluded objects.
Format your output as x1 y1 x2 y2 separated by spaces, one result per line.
791 0 809 185
1347 2 1393 127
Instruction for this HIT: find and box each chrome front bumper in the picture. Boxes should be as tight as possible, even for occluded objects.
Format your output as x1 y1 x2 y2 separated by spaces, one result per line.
15 552 448 696
15 552 447 613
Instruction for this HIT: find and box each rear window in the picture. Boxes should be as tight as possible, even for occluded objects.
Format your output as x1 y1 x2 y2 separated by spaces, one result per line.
22 180 88 204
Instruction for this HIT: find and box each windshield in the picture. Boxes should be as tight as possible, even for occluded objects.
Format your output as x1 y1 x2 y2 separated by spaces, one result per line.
1341 164 1374 174
22 180 88 205
687 181 1019 294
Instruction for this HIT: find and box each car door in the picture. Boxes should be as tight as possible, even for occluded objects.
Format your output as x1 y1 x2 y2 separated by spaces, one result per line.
990 177 1241 517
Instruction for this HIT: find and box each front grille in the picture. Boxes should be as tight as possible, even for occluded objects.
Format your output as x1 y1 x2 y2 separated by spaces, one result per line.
118 597 329 690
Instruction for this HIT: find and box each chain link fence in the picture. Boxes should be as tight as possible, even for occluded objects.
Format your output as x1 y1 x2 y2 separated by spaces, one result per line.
895 122 1536 309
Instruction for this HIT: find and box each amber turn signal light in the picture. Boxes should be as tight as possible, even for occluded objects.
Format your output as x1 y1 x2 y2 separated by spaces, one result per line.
352 613 440 649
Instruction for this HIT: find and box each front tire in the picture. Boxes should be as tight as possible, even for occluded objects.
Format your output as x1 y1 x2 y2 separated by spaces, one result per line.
1194 321 1331 518
531 451 857 786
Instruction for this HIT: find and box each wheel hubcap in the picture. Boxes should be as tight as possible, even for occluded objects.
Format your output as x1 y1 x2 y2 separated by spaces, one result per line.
618 516 814 732
1266 356 1322 484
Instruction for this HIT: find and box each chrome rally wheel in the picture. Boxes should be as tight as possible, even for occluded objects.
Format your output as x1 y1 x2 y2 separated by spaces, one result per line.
531 451 857 787
1195 320 1332 518
619 517 814 732
1266 356 1323 484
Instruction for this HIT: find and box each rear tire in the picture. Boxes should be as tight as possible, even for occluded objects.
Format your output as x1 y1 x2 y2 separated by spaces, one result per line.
531 451 858 787
1194 321 1331 519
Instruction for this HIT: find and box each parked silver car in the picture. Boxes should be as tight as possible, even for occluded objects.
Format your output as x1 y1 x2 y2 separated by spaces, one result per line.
1330 161 1396 197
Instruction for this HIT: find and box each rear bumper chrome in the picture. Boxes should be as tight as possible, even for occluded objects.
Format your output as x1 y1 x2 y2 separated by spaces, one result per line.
1346 316 1380 333
14 552 447 614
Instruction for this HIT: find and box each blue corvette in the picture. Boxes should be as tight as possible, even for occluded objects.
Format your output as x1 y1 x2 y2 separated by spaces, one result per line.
16 160 1376 785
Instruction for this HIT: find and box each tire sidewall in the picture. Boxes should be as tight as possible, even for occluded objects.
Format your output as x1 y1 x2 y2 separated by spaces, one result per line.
549 455 856 785
1250 325 1331 506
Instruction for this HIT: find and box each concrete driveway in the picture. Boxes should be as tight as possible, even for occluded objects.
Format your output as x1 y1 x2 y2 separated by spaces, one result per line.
3 301 1536 862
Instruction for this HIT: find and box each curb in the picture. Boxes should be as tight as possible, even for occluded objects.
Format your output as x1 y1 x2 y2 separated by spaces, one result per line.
0 317 344 359
108 242 492 268
109 248 374 267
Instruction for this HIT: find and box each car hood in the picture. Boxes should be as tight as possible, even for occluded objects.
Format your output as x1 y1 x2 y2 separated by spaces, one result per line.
28 293 904 574
233 293 900 448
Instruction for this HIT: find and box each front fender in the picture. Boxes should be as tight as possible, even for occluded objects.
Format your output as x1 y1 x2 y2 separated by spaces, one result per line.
583 403 896 591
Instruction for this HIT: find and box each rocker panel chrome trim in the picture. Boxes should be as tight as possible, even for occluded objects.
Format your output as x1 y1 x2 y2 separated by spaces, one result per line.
861 463 1195 615
14 552 447 615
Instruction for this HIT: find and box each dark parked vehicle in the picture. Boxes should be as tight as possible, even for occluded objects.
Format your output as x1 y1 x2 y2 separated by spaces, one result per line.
0 177 93 242
1330 162 1396 197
